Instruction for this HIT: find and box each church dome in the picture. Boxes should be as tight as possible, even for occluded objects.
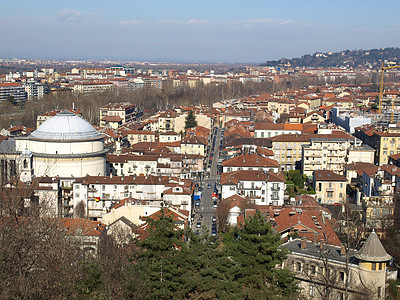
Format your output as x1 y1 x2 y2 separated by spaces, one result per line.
30 111 102 141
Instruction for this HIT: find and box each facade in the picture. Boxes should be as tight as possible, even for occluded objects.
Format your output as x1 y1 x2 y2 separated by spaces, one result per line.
221 170 285 206
0 82 27 102
270 134 312 171
180 136 207 156
126 130 156 145
331 107 371 134
99 102 138 127
313 170 346 204
302 131 353 177
73 174 193 220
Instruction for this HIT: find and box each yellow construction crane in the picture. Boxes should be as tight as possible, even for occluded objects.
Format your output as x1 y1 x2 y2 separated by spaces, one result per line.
378 62 400 116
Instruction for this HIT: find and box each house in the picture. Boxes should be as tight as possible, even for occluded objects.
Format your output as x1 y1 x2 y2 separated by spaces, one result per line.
180 136 207 156
313 170 346 204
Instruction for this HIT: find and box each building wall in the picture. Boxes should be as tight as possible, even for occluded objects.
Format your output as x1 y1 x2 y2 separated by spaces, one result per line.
314 180 346 204
302 139 351 177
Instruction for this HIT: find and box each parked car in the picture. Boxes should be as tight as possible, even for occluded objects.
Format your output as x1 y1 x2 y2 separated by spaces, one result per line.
197 221 202 228
207 184 212 189
213 200 218 208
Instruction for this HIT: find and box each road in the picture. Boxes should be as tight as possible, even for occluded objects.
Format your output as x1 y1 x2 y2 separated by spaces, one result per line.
193 126 223 235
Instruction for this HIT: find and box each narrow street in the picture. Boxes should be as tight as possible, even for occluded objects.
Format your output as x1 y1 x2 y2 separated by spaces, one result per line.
192 126 222 235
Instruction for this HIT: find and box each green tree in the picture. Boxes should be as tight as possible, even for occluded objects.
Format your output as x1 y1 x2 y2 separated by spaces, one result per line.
185 110 197 130
129 209 187 299
223 212 299 299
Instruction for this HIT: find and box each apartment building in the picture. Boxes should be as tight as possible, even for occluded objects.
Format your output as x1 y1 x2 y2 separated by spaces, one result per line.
270 134 312 171
158 110 179 132
71 81 113 94
302 131 353 177
0 82 27 102
180 136 207 156
313 170 346 204
73 174 193 219
99 102 139 127
221 170 285 206
125 130 156 145
354 125 400 165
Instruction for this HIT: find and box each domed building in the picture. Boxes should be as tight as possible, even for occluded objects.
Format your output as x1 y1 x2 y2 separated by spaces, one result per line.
1 111 108 182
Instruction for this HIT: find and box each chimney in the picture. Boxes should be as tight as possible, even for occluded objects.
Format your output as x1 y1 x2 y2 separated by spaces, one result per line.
300 238 307 250
110 173 113 178
340 245 346 256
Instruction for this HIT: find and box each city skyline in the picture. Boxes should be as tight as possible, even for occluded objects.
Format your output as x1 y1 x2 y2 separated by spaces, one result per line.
1 0 400 63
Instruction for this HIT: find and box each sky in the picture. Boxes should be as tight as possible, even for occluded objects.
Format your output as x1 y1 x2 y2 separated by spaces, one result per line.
1 0 400 63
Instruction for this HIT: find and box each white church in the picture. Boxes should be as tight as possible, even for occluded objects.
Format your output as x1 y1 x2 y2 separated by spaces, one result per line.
0 111 108 216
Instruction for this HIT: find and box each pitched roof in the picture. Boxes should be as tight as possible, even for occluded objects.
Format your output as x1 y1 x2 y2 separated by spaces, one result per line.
355 230 391 262
314 170 346 182
222 153 279 168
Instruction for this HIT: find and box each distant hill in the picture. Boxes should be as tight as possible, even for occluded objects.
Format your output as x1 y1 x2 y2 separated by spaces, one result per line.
263 47 400 68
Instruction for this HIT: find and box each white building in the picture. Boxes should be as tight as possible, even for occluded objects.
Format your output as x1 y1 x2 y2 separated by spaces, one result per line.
0 111 108 185
221 170 285 206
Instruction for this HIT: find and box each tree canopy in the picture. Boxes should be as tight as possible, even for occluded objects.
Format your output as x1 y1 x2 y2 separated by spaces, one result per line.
185 110 197 130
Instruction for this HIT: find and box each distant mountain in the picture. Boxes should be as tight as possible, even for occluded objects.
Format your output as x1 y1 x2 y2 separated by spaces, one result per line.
263 47 400 68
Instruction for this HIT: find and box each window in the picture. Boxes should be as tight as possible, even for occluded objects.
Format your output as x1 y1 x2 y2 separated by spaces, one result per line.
309 285 315 297
296 262 301 272
340 183 343 188
372 262 376 270
379 262 383 270
75 193 80 198
75 185 80 190
339 271 345 282
272 191 279 199
378 287 382 298
310 265 316 276
327 191 333 198
338 291 344 300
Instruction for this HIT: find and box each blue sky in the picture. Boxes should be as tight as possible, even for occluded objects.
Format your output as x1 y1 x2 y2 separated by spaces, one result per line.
1 0 399 63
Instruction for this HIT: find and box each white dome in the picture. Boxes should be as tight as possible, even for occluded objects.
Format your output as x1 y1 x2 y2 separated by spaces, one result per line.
30 111 102 141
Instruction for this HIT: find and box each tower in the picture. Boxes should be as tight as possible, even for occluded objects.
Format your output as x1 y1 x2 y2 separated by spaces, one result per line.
20 148 33 183
355 230 391 299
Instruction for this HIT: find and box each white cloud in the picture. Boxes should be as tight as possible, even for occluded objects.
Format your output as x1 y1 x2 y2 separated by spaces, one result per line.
118 20 146 26
187 19 209 25
57 9 82 22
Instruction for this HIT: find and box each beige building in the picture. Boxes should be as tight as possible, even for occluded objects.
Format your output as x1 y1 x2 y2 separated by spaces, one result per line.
282 231 391 300
180 136 207 156
99 102 137 127
347 145 375 164
270 134 312 171
126 130 156 145
313 170 346 204
159 131 181 143
302 131 353 177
